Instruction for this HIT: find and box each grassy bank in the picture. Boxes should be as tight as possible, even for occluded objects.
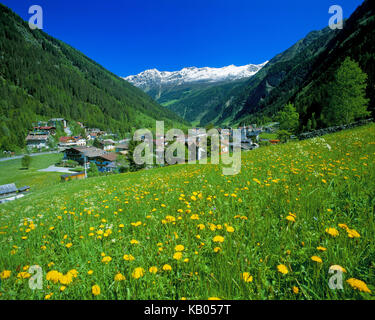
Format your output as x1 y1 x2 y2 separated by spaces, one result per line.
0 124 374 300
0 153 63 192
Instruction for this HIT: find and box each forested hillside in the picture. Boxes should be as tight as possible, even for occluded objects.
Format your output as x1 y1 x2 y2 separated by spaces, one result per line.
159 79 249 124
198 0 374 129
233 0 374 129
0 4 186 151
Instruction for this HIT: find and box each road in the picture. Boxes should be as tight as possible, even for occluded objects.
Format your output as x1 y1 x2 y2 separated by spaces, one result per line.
0 150 60 162
38 165 73 173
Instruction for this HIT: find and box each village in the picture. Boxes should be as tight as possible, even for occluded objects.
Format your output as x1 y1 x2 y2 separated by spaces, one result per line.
25 118 280 175
0 118 280 204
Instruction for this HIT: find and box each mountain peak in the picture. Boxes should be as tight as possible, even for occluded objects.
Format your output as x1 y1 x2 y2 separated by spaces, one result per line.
123 62 268 90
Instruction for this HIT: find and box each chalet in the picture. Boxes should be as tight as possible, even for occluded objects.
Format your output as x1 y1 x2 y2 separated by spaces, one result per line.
91 153 118 172
100 139 116 151
33 126 56 135
62 146 106 165
26 134 49 150
59 136 76 147
59 136 86 147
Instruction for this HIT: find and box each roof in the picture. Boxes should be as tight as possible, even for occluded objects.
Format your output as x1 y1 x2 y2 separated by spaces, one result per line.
63 146 106 158
59 136 75 142
97 153 118 162
61 172 85 179
18 186 30 192
26 135 49 141
116 143 129 149
0 183 18 195
101 139 115 145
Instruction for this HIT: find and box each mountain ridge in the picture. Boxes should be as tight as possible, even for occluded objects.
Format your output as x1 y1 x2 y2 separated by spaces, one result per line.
124 62 268 90
0 3 187 150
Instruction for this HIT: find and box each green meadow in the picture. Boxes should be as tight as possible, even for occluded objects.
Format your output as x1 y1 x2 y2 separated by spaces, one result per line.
0 153 63 192
0 124 374 300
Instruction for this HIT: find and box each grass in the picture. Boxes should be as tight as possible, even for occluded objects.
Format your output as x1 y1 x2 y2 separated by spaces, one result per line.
259 132 278 140
0 153 63 193
0 124 374 300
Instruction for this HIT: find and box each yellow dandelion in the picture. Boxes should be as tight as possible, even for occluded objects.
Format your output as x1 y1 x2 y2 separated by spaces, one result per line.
226 226 235 232
149 266 158 274
347 229 360 238
92 285 101 296
213 235 224 243
114 273 126 281
173 252 182 260
277 264 288 275
311 256 323 263
123 254 135 261
132 267 145 279
162 264 172 271
346 278 371 294
174 244 184 252
0 270 11 279
242 272 253 283
325 227 339 237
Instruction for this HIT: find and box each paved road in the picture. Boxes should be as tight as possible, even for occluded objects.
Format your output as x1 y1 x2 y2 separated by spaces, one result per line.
38 165 73 173
0 151 60 162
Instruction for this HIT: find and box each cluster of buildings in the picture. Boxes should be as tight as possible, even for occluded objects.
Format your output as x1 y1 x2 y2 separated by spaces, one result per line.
25 117 279 176
25 118 67 150
25 118 116 151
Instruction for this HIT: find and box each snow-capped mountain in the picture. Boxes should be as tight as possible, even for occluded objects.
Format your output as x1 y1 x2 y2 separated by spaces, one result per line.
123 62 268 90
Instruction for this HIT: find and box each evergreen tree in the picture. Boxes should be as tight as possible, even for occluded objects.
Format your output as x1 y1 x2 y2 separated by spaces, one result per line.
323 57 369 125
21 155 32 169
276 103 299 133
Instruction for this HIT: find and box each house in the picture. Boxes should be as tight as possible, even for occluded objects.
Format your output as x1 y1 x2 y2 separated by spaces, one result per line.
61 172 86 182
100 139 116 151
91 153 118 172
26 134 49 150
115 142 130 155
62 146 106 165
33 126 56 135
74 137 87 146
59 136 76 147
59 136 86 148
86 132 98 141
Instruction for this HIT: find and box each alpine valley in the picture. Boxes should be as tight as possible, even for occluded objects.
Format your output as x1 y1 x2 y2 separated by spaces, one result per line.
124 62 268 125
125 0 375 129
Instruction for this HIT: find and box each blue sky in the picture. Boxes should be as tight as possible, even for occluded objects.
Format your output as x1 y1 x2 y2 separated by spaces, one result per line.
1 0 364 76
